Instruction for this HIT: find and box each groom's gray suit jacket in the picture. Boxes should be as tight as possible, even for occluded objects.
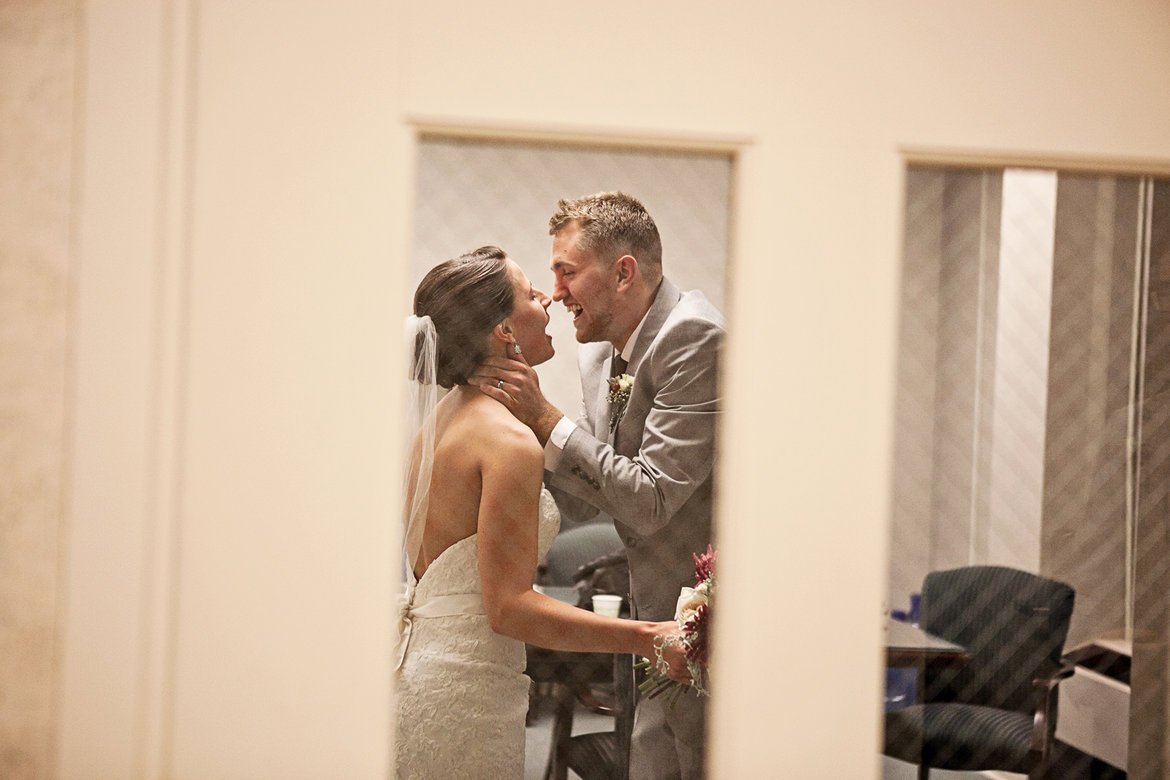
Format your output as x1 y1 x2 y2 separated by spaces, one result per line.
547 277 725 623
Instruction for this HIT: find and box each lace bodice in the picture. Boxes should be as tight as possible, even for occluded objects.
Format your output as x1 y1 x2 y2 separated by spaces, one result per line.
394 488 562 779
411 488 561 601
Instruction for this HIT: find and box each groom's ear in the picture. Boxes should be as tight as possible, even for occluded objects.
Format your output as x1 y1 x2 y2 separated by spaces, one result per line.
615 255 637 291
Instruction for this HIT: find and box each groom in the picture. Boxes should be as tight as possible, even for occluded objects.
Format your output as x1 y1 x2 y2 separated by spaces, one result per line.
476 191 725 779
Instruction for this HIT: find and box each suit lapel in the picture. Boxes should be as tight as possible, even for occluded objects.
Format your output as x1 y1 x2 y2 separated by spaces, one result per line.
584 346 611 439
625 277 680 375
608 278 681 444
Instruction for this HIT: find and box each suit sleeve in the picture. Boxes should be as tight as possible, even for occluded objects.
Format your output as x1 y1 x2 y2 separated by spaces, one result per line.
547 317 722 537
544 365 603 524
544 479 602 525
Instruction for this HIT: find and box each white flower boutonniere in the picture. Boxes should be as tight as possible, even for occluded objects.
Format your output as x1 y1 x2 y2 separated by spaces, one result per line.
607 373 634 433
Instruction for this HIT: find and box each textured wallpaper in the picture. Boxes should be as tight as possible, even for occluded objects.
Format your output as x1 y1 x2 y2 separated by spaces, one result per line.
411 137 732 416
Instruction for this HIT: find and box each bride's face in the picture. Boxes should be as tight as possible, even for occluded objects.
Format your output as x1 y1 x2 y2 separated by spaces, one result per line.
503 258 554 366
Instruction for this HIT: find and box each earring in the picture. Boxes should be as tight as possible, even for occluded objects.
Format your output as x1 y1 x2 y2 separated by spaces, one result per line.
513 343 522 355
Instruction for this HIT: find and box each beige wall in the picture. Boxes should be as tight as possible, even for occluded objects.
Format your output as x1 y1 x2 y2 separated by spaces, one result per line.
0 1 76 778
6 1 1170 778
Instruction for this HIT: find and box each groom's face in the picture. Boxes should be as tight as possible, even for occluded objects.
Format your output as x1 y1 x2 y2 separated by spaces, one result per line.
550 222 621 345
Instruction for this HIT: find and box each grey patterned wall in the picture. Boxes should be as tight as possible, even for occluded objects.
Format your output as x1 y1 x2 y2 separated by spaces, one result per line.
410 137 732 416
889 164 1170 775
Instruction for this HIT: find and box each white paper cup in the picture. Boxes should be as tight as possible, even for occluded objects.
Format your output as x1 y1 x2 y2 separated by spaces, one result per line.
592 594 623 617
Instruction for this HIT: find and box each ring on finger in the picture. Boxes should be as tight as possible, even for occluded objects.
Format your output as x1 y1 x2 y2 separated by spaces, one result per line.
496 379 504 390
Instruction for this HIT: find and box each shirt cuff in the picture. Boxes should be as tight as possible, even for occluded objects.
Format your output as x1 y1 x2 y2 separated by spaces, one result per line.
543 416 576 471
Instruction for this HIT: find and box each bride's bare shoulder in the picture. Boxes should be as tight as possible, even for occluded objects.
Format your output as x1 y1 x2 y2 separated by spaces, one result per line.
445 391 540 457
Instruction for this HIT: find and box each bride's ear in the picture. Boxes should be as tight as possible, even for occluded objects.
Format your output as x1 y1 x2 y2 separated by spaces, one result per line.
492 320 514 346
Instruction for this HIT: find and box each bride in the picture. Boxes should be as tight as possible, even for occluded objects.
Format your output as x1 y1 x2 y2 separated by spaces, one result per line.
395 246 686 779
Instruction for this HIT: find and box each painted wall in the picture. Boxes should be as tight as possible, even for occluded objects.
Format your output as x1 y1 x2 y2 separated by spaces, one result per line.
0 2 76 777
20 1 1170 778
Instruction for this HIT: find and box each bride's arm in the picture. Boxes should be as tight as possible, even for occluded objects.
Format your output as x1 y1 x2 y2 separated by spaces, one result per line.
476 424 680 665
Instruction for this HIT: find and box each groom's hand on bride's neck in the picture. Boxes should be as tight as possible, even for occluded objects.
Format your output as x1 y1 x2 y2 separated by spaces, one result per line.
470 356 563 446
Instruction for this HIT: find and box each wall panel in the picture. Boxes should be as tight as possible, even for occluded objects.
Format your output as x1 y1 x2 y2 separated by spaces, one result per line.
52 2 1170 778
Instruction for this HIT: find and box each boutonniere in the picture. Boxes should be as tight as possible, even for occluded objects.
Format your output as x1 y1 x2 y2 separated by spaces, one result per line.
607 373 634 432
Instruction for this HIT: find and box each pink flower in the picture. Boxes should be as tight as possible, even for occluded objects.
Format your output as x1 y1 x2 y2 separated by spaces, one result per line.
683 604 710 666
639 543 717 705
694 544 716 584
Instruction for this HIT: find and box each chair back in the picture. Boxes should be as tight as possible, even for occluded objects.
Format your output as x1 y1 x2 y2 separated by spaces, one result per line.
921 565 1074 713
542 521 624 586
573 550 630 610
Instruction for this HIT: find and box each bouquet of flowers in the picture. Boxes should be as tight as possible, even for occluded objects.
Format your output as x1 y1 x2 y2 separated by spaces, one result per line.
636 544 716 707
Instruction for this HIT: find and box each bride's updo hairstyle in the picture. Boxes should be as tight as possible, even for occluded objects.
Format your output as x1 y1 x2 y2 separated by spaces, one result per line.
413 245 514 388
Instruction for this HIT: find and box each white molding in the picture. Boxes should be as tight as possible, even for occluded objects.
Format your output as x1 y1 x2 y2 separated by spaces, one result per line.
406 114 753 154
60 2 173 777
137 0 194 776
901 145 1170 177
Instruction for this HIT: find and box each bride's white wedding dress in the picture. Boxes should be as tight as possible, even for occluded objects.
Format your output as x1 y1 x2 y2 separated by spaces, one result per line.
394 488 561 779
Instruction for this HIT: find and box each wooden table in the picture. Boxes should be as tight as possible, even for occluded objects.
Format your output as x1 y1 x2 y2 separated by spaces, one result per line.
883 617 968 710
884 617 968 667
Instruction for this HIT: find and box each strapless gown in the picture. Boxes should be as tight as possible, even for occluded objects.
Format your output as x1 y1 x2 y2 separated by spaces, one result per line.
394 489 561 779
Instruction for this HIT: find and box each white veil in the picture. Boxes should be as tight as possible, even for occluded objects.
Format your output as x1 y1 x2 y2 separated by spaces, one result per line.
403 314 438 577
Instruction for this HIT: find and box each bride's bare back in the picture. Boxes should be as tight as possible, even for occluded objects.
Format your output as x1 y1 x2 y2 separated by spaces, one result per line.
408 386 538 580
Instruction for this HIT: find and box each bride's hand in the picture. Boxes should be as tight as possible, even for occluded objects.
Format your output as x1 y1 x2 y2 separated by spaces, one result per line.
651 623 693 684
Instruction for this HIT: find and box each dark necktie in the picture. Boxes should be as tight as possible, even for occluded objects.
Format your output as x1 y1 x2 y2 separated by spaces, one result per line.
612 353 628 376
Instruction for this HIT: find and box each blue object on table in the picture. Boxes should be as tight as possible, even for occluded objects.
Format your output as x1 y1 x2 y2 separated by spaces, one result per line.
889 592 922 626
884 668 917 713
884 592 922 711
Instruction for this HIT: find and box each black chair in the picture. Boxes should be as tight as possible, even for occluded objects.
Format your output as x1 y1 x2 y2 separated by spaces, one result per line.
529 522 626 725
544 652 633 780
883 565 1076 780
539 521 624 589
540 550 633 780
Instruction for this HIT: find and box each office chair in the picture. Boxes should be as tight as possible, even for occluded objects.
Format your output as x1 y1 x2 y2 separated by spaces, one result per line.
543 550 633 780
539 521 624 589
528 521 625 725
883 565 1076 780
542 651 633 780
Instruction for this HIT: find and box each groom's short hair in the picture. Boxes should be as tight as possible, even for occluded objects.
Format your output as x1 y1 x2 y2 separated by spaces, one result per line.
549 191 663 282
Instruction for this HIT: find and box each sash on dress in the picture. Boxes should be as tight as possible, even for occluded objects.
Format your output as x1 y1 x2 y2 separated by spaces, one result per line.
394 582 486 671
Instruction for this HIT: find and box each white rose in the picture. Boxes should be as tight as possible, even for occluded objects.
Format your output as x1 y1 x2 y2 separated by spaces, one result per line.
675 583 709 625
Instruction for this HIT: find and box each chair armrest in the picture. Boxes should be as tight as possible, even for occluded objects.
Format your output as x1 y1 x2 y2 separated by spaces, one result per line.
575 683 620 716
1033 662 1075 691
1029 662 1076 758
